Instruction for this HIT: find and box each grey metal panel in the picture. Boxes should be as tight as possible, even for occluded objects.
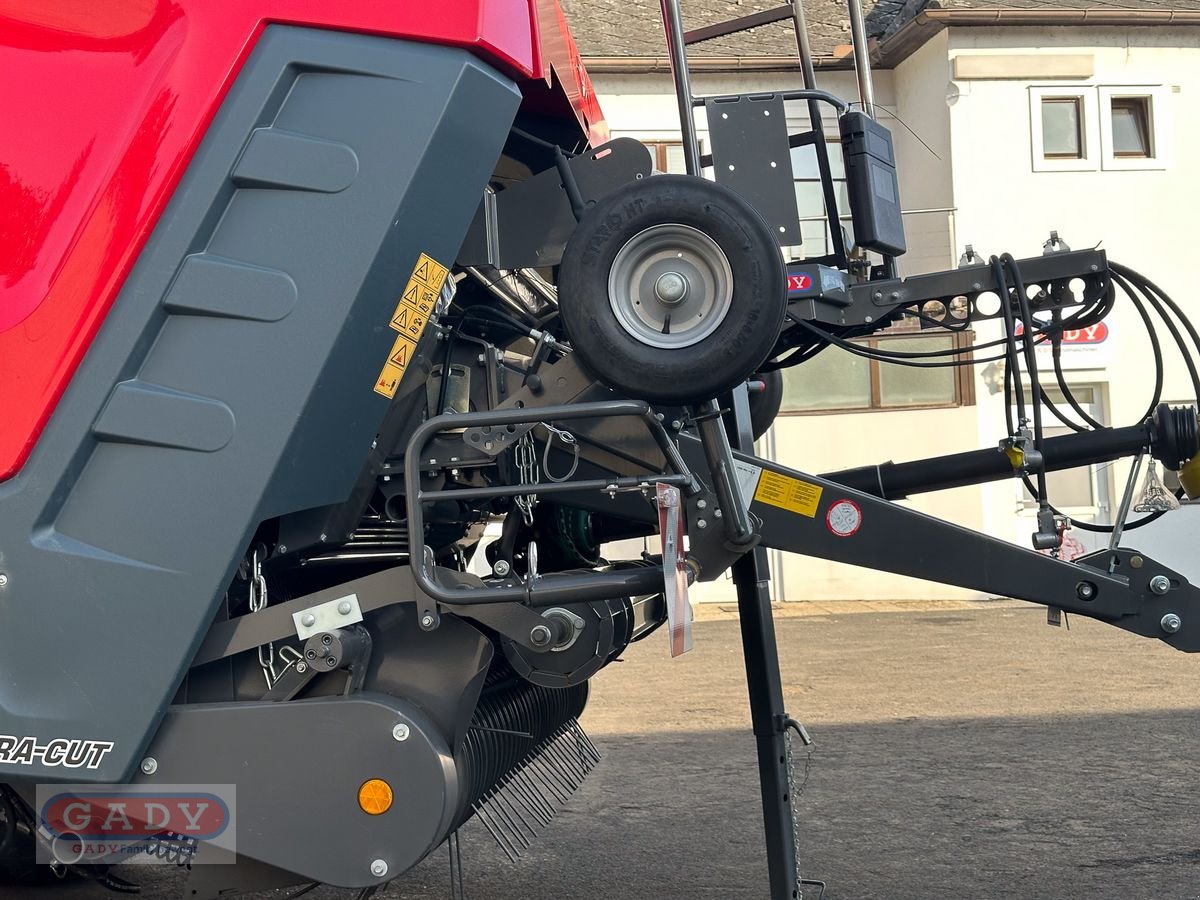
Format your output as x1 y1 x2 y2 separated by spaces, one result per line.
0 27 520 782
139 693 459 887
705 94 801 246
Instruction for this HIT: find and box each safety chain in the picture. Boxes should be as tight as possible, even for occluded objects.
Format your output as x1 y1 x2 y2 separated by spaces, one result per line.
247 549 278 689
514 433 539 525
784 719 816 900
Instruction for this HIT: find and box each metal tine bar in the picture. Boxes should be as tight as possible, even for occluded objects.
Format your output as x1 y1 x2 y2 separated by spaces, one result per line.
471 800 521 862
507 769 555 825
544 740 584 789
535 740 581 793
487 789 534 849
526 750 576 800
552 729 592 777
491 786 539 845
520 763 563 819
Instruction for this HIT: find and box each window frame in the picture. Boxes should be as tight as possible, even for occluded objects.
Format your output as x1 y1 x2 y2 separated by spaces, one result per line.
1029 86 1099 172
1098 85 1169 171
779 330 977 416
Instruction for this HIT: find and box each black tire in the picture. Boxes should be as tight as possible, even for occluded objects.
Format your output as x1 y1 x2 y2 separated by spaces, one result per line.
722 369 784 442
558 175 786 404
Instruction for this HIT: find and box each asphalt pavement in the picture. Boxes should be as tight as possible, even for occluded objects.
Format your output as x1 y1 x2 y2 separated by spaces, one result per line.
11 603 1200 899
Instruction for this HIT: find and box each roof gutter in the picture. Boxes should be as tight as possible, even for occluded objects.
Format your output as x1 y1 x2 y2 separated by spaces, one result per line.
581 8 1200 74
878 7 1200 67
580 54 846 74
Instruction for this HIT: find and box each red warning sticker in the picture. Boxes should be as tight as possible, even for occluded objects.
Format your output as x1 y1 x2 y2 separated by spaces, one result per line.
825 499 862 537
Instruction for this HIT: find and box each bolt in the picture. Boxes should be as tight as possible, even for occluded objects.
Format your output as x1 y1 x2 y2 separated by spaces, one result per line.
670 420 682 430
0 574 8 587
530 624 553 647
300 613 316 628
421 614 435 628
864 315 874 323
493 559 512 577
696 518 707 529
296 662 308 674
337 600 353 616
370 859 389 878
325 657 337 668
1131 555 1144 569
277 545 287 554
1161 612 1183 634
1075 581 1096 602
714 508 723 519
322 634 333 646
697 499 707 510
319 533 327 542
1150 575 1172 595
140 758 158 776
306 648 318 660
393 723 410 742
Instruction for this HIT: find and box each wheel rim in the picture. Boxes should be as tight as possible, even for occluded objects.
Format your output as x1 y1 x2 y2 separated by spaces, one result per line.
607 223 734 350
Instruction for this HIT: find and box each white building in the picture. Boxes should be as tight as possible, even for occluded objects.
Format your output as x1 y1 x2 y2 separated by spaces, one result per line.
562 0 1200 601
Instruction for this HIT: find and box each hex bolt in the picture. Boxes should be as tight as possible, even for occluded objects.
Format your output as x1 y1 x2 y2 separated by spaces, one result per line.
392 723 410 742
305 649 318 661
696 519 707 529
1161 612 1183 634
300 613 316 628
493 560 512 577
370 859 389 878
0 573 8 587
1130 555 1144 569
421 614 435 628
337 600 353 616
1075 582 1097 602
325 657 338 668
296 662 308 674
529 624 553 647
696 499 707 510
1150 575 1172 595
670 420 682 431
322 634 332 646
140 758 158 776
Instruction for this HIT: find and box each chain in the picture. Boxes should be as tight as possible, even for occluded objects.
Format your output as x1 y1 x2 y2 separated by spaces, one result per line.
247 549 277 689
784 720 815 899
513 433 539 525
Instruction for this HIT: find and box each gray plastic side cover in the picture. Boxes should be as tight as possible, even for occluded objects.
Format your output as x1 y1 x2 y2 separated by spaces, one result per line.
0 26 520 782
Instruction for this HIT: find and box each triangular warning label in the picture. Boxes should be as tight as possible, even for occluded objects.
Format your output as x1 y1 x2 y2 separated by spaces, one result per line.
402 283 419 305
414 261 430 282
390 343 408 367
393 308 410 329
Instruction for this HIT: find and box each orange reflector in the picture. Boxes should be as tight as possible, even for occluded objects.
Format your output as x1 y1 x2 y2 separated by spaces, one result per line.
358 779 394 815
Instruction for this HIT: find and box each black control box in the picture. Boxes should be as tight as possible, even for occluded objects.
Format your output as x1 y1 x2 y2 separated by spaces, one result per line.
839 111 906 257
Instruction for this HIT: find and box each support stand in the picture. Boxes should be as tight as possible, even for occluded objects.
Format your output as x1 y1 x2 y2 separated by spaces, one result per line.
729 387 806 900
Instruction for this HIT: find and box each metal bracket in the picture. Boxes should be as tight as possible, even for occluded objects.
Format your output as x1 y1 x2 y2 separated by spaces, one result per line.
292 593 363 641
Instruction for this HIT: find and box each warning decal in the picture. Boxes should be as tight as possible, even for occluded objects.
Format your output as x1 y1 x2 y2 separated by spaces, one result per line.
375 252 446 398
753 469 824 518
390 253 448 333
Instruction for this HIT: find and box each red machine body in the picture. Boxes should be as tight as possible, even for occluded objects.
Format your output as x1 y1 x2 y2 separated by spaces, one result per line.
0 0 604 482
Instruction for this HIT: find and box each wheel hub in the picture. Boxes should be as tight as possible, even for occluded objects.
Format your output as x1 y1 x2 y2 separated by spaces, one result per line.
608 223 734 349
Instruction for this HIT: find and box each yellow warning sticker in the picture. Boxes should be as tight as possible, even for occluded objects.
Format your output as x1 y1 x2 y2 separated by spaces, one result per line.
390 253 448 333
375 252 446 398
373 334 419 399
753 469 824 518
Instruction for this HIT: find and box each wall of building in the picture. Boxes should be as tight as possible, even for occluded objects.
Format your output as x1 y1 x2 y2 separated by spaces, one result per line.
945 25 1200 554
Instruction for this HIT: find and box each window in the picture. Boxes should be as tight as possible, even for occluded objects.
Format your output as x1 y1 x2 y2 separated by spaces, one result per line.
645 142 687 174
1029 87 1097 172
1041 97 1084 159
1110 97 1152 157
780 332 975 414
1098 86 1169 171
1016 386 1111 515
790 142 850 257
